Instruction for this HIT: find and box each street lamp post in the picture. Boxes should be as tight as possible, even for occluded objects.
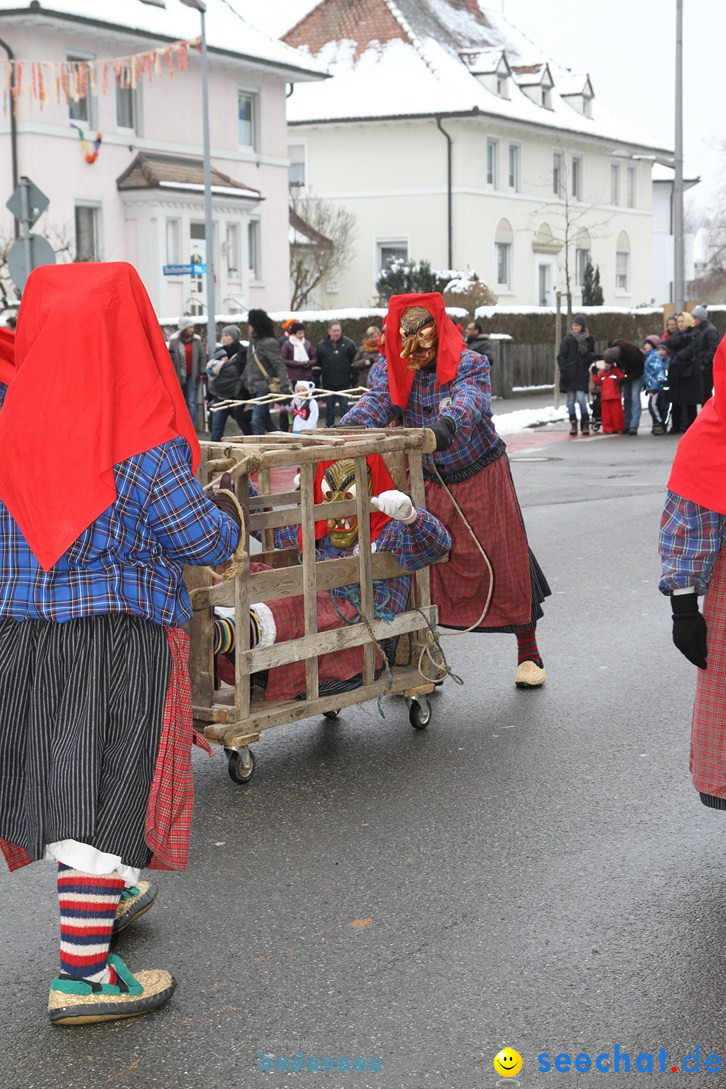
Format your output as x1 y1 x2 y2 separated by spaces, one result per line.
673 0 685 311
180 0 216 355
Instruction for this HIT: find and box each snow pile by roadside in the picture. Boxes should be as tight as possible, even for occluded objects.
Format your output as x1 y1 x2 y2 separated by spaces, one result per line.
493 405 568 435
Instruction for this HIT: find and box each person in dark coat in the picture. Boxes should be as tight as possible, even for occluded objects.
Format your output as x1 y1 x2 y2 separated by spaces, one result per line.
666 311 701 433
280 321 316 386
168 317 205 429
691 305 720 403
246 309 292 435
465 320 496 368
607 337 645 435
205 325 251 442
352 325 382 389
315 320 358 426
557 314 595 436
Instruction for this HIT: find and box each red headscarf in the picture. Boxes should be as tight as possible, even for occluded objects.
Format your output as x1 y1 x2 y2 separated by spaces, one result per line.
298 453 395 549
384 292 464 409
668 334 726 513
0 262 200 570
0 326 14 385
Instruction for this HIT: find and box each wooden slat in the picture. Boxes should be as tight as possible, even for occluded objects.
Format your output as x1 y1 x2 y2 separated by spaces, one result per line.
354 455 376 685
407 451 431 611
249 497 355 532
300 461 319 701
233 474 252 721
257 467 275 553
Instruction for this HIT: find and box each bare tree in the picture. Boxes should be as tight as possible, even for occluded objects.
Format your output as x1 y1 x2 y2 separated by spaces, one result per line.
289 192 356 310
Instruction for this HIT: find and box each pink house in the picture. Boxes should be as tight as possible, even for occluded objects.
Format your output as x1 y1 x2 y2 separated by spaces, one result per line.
0 0 325 317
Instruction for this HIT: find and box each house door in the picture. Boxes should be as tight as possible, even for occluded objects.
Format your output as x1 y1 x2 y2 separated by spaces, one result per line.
537 261 554 306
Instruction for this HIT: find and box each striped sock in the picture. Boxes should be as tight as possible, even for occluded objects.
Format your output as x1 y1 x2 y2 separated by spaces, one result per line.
516 627 542 667
57 864 124 983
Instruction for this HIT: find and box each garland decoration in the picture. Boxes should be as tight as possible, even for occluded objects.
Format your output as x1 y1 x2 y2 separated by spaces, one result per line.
70 122 103 164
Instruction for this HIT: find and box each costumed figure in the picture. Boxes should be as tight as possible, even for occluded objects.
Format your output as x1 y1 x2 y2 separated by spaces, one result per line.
341 292 550 688
0 263 242 1025
659 334 726 811
290 380 320 432
214 454 450 700
0 325 14 410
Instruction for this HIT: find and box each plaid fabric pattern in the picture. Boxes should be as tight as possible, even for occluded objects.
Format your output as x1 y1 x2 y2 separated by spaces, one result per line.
146 627 206 871
0 437 238 626
274 510 450 618
658 490 726 594
690 548 726 798
341 350 500 478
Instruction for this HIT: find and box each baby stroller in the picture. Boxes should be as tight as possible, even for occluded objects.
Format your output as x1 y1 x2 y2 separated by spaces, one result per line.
588 356 603 432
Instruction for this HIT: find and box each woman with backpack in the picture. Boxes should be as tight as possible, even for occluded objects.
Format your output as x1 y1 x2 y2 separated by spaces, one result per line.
246 309 292 435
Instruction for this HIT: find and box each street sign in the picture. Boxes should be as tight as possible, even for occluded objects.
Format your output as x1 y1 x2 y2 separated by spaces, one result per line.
6 176 49 229
7 233 56 292
163 263 207 276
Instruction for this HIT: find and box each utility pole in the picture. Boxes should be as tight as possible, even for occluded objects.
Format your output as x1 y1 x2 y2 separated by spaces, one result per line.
673 0 685 311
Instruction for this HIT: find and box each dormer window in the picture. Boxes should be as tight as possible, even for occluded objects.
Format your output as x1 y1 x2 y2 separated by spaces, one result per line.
496 73 509 98
542 86 552 109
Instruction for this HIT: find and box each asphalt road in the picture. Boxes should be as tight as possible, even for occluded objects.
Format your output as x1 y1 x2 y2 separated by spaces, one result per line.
0 424 718 1089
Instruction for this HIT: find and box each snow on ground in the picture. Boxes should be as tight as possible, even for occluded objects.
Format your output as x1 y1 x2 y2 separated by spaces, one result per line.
492 404 567 434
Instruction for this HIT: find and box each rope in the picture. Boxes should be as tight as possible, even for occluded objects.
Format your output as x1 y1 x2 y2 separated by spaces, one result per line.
208 386 370 412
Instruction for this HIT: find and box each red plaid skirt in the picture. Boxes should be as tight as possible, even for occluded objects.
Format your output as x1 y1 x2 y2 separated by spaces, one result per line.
424 454 533 631
691 548 726 798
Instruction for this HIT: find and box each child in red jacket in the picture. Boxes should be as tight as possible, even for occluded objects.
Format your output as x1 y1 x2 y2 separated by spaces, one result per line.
592 350 626 433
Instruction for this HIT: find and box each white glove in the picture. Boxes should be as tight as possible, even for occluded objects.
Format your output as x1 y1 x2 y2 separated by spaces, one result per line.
293 472 301 490
370 490 417 524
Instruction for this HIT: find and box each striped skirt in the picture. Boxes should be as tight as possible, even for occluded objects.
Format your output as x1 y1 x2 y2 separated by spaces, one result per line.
0 614 170 870
691 548 726 805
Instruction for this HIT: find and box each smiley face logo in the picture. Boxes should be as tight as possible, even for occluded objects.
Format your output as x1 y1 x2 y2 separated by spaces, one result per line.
493 1047 522 1077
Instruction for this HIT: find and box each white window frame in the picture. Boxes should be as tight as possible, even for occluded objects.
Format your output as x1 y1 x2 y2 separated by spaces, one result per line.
542 86 553 110
74 201 103 262
486 139 499 189
226 222 241 279
248 218 261 280
495 241 512 289
611 162 621 206
496 73 509 98
166 217 182 264
288 142 306 189
116 81 143 135
238 87 259 151
571 155 583 201
575 247 591 289
553 150 564 197
626 165 636 209
616 249 630 293
375 237 409 275
507 143 521 193
67 51 97 127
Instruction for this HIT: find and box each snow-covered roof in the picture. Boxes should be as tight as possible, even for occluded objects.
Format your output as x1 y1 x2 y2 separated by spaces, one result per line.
0 0 327 81
284 0 669 152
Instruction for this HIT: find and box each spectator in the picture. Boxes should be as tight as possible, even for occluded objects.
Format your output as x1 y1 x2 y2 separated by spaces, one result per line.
246 309 291 435
290 380 319 432
316 320 358 427
691 304 720 403
666 311 700 434
168 316 205 429
608 337 645 436
643 335 669 434
281 321 316 386
206 325 251 442
557 314 595 436
593 351 626 434
352 326 382 389
464 320 496 368
663 314 678 339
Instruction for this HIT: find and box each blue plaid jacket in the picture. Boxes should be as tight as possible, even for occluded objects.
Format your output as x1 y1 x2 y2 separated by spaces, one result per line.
0 437 239 625
341 350 501 480
659 489 726 595
274 511 450 619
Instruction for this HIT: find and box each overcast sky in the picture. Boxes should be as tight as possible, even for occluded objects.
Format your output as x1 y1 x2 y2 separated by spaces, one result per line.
235 0 722 222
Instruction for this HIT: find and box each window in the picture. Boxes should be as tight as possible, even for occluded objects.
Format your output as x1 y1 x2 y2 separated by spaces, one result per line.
166 218 182 264
575 247 590 288
611 162 620 205
627 165 636 208
494 218 513 289
67 54 95 125
496 74 508 98
75 204 102 261
238 90 258 149
116 83 141 133
616 230 630 292
288 144 306 188
571 155 582 201
508 144 520 192
486 140 498 188
376 238 408 272
553 151 563 196
248 219 260 278
226 223 241 278
542 86 552 109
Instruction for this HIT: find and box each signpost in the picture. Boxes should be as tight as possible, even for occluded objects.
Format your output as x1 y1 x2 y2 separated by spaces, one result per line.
5 176 54 292
162 263 207 276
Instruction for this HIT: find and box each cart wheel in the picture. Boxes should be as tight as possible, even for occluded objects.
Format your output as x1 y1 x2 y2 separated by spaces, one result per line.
323 709 340 720
409 698 432 730
226 747 256 784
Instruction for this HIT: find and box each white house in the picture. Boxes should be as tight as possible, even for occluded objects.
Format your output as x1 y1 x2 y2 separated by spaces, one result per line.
651 163 699 307
283 0 672 309
0 0 326 316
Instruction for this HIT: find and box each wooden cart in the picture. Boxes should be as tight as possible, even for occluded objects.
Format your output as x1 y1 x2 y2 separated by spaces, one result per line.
186 428 443 783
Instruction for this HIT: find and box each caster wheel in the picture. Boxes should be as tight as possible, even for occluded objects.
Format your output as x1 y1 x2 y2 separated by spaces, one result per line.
409 697 432 730
226 747 256 784
323 709 340 720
